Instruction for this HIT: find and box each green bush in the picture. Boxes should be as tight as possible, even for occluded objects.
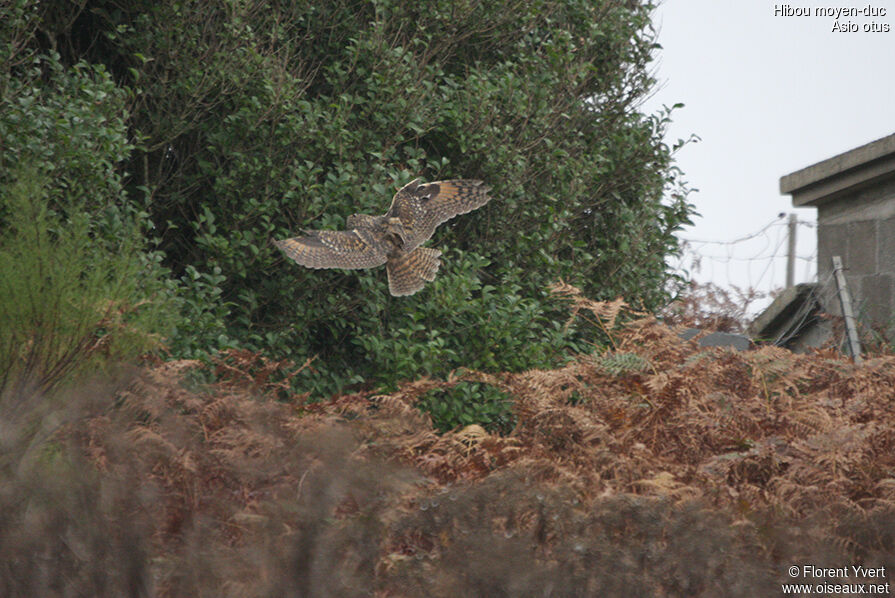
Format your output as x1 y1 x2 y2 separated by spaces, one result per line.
417 382 515 435
349 250 585 392
0 45 175 397
0 164 172 397
10 0 694 395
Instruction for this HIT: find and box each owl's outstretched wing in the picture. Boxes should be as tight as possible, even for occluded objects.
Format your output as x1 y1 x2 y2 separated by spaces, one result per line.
273 229 388 270
386 179 491 250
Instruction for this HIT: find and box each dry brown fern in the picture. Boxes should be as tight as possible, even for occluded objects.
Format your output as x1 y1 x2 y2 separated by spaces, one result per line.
40 283 895 596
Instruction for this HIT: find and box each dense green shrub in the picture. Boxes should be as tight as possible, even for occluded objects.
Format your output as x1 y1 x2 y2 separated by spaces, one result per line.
0 168 160 397
0 37 175 396
9 0 694 396
417 381 516 434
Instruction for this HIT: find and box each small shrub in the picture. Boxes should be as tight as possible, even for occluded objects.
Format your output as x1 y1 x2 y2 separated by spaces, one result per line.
0 50 176 397
0 167 173 397
417 381 515 435
662 281 766 333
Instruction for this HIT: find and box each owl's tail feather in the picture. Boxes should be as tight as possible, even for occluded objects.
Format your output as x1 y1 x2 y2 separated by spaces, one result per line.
387 247 442 296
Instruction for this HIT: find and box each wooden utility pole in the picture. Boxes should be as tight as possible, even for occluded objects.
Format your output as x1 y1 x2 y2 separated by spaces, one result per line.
786 214 797 288
831 255 863 364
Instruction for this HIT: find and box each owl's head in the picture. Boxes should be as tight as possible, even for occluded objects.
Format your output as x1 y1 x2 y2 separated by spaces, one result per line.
385 216 409 246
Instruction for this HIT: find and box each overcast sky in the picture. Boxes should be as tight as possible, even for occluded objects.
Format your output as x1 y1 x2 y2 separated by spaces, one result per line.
644 1 895 312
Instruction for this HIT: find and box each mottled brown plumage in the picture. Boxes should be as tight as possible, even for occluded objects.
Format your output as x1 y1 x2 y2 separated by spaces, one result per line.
273 178 490 296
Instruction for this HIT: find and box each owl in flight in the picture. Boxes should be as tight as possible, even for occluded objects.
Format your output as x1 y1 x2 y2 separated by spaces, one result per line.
274 178 491 296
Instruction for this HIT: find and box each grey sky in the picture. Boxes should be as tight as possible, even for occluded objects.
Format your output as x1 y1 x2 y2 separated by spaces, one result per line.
644 1 895 309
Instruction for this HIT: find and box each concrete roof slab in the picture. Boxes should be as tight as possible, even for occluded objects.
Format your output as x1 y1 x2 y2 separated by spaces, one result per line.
780 133 895 207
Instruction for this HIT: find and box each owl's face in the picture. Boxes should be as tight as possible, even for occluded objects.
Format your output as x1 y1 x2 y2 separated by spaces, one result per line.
384 216 408 247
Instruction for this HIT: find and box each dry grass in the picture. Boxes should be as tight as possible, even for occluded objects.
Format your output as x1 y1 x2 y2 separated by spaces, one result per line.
4 285 895 596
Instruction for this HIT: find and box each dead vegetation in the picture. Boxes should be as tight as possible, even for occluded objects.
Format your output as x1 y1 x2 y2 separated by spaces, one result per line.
4 286 895 596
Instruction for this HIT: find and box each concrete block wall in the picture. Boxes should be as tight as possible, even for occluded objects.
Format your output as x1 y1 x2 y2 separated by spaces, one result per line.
815 179 895 330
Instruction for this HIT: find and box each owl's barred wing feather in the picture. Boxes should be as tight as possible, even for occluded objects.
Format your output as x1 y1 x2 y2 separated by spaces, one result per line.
419 178 491 234
386 247 442 296
346 213 379 230
387 179 491 250
273 230 388 270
